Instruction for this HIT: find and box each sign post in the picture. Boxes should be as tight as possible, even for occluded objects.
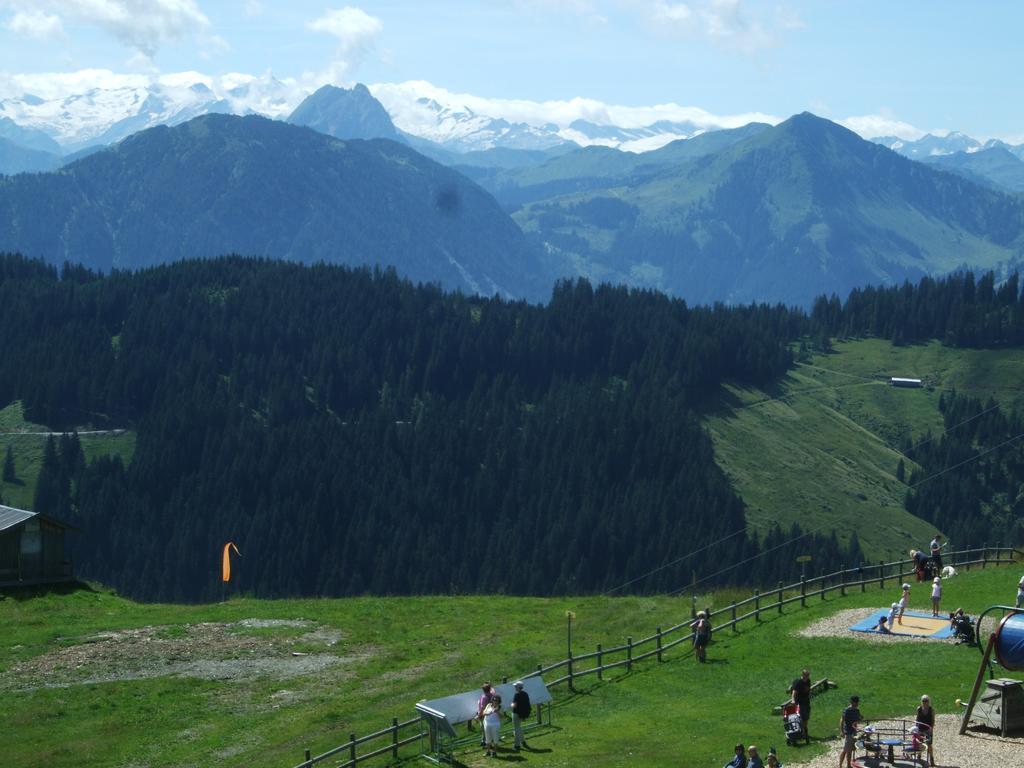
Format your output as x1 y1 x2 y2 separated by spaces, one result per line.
796 555 813 581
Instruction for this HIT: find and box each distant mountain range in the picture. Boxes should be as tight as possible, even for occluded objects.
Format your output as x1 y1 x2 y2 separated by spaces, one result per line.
0 115 550 299
484 113 1024 305
1 79 1024 307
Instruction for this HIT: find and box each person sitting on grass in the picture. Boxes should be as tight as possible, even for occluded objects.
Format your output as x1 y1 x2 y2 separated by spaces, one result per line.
723 742 747 768
765 746 782 767
747 744 764 768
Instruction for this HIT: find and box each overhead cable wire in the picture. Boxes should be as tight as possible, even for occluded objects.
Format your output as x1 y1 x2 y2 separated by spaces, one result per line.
602 526 748 596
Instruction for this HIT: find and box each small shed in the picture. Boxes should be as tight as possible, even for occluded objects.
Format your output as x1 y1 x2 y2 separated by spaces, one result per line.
0 505 75 587
890 377 923 388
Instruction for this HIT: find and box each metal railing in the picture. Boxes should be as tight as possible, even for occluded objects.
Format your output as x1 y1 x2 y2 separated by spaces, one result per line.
290 544 1021 767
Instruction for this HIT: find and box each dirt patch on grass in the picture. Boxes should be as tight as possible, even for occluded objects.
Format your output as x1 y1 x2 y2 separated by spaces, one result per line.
2 619 372 691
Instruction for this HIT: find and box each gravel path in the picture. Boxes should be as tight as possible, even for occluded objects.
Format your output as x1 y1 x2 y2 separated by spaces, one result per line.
787 714 1024 768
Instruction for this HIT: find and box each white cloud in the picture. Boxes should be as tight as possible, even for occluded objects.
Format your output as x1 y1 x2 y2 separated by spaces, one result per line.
5 9 65 41
839 114 926 141
2 1 213 58
646 0 782 54
243 0 263 16
369 79 782 134
306 6 383 84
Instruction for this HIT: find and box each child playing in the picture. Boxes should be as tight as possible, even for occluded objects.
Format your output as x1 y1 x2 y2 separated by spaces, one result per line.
898 583 910 625
876 615 891 633
887 601 899 630
765 746 782 767
931 577 942 617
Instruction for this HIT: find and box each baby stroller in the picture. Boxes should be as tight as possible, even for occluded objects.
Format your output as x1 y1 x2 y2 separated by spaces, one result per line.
782 701 805 746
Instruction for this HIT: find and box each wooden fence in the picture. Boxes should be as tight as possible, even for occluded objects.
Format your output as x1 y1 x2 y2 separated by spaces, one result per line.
291 544 1021 767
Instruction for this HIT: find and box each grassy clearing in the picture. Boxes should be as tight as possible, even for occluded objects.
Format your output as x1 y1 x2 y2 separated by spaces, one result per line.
0 401 136 509
3 565 1021 768
705 339 1024 559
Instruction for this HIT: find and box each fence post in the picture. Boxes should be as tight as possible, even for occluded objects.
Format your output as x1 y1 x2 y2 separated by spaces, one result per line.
626 637 633 672
777 581 783 614
349 733 356 765
567 651 575 692
879 560 885 589
392 717 399 759
966 545 971 572
859 565 865 593
536 663 544 725
596 643 603 681
801 576 806 608
502 676 508 684
983 543 988 569
754 589 761 622
820 567 826 600
304 749 311 767
841 563 846 597
656 627 663 662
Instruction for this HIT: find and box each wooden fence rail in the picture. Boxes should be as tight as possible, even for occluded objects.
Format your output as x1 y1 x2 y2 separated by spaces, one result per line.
291 545 1021 767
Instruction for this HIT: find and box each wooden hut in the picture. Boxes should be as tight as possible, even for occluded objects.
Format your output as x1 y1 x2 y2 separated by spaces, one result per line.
0 505 75 587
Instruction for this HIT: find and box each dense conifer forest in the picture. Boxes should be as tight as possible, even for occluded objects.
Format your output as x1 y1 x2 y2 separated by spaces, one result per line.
4 255 1022 601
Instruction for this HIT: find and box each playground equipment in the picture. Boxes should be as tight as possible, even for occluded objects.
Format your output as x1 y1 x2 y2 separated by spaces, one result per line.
959 606 1024 736
852 721 928 767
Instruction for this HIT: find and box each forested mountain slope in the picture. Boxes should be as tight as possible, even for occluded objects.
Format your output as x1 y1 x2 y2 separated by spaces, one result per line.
0 115 549 299
2 254 864 602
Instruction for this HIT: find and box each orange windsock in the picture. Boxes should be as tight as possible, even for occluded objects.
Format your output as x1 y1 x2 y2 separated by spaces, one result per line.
222 542 241 583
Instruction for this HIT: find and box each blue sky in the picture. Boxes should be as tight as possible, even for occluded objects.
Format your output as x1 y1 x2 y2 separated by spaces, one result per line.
1 1 1021 140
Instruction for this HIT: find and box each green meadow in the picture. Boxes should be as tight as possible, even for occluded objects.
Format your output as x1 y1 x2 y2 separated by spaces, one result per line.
3 564 1021 768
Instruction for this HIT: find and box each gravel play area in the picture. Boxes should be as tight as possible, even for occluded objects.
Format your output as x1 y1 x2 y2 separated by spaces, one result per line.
798 608 957 643
789 714 1024 768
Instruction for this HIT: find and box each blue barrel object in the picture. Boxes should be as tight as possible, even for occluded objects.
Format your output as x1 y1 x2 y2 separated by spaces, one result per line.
995 612 1024 671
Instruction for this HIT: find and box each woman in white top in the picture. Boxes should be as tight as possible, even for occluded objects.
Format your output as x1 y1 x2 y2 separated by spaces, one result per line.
1016 575 1024 609
482 694 503 757
931 577 942 617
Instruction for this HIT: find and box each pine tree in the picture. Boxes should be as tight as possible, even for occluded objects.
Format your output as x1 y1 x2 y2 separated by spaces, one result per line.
2 445 14 483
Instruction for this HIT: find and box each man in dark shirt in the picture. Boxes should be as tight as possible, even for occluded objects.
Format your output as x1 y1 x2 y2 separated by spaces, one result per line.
839 695 862 768
789 668 812 741
511 681 531 751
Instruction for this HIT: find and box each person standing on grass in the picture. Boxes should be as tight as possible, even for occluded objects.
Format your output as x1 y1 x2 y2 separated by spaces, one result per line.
930 534 944 571
1016 574 1024 609
897 583 910 625
916 694 936 767
788 668 813 741
482 694 503 758
692 610 711 663
838 695 861 768
476 682 493 746
511 680 531 751
930 577 942 617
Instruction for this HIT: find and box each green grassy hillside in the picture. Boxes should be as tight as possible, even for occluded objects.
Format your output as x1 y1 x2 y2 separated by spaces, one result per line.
706 339 1024 559
3 565 1020 767
0 401 135 510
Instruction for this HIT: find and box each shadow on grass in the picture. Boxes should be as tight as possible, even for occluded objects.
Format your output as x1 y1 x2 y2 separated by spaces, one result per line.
0 579 97 602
